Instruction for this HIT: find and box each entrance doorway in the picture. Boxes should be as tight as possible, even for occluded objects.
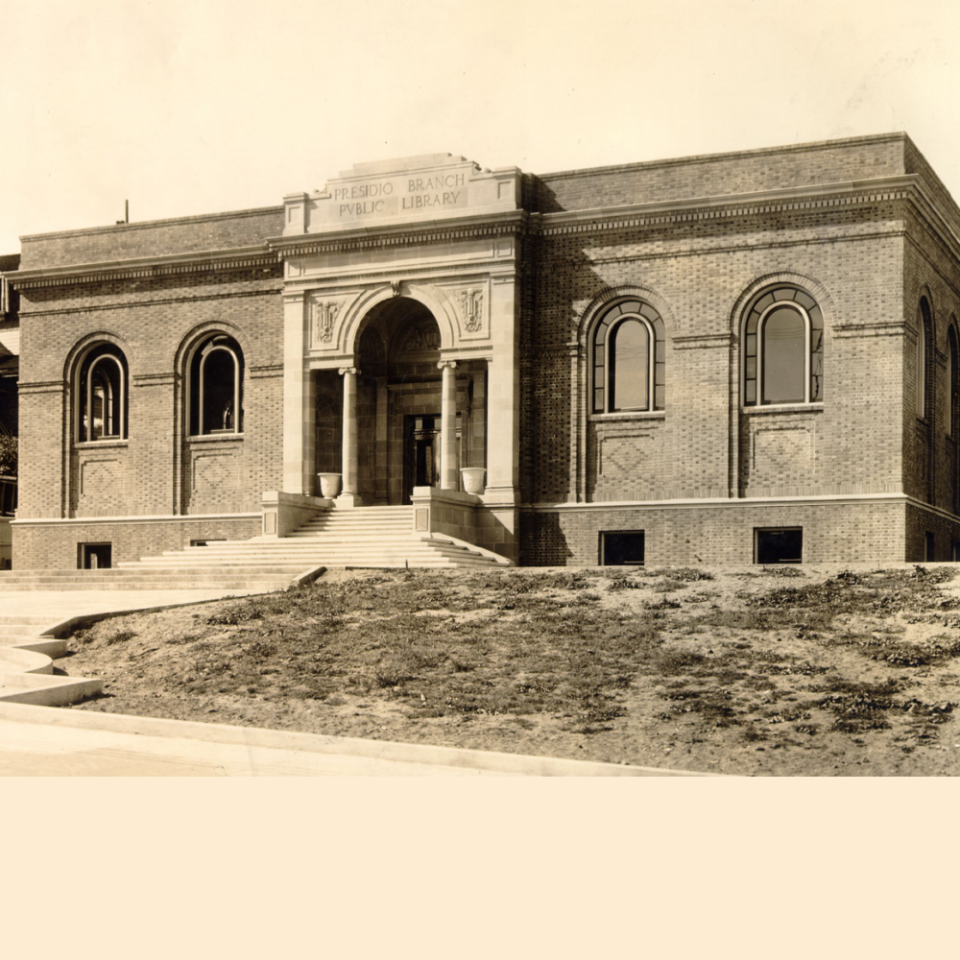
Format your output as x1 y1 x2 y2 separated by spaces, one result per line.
403 413 461 503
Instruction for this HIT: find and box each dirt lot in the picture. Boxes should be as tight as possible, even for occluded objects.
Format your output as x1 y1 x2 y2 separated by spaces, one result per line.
59 564 960 775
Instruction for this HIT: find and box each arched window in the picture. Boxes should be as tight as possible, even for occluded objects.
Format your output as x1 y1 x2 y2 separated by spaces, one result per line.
917 298 933 420
189 334 243 435
77 344 127 442
948 324 958 438
742 285 823 406
592 299 665 413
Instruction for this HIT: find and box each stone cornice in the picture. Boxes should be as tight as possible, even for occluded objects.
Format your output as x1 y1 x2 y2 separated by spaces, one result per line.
523 493 913 512
20 286 281 318
11 173 960 292
5 212 530 290
9 245 280 290
268 210 530 258
538 176 918 237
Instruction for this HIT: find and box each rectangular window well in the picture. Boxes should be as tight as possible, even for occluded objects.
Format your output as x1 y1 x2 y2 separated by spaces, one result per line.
755 528 802 565
79 542 112 570
601 531 645 566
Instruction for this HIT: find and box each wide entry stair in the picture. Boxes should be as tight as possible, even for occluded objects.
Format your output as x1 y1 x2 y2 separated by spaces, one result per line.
0 506 510 592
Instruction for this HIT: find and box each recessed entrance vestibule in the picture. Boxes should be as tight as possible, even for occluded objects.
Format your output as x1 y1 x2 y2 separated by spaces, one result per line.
312 296 485 506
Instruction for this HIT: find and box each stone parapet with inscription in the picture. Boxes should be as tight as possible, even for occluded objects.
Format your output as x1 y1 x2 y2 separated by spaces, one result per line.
283 154 520 235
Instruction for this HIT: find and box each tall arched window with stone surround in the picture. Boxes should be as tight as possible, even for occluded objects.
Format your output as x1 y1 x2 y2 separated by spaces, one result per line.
77 344 127 442
188 334 244 436
948 324 958 438
592 299 665 413
917 297 933 421
742 285 824 406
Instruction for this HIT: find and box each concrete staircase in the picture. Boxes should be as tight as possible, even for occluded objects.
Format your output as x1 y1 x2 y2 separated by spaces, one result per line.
0 506 509 592
281 506 509 569
0 612 103 705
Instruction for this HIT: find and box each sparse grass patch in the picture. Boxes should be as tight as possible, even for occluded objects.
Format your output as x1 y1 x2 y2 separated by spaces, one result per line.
651 567 715 582
63 564 960 775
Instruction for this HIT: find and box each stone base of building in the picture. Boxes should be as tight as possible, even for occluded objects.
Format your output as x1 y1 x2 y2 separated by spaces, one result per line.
520 497 960 566
11 515 262 571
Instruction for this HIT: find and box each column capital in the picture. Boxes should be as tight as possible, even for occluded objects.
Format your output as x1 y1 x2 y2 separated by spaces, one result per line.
338 366 359 377
437 360 458 371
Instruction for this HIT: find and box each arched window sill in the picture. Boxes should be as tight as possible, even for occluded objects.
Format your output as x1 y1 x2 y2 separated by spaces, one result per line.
742 403 824 416
74 439 129 449
188 433 245 443
589 411 666 423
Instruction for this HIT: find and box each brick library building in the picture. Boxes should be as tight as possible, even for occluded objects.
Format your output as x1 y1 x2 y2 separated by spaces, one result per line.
2 133 959 571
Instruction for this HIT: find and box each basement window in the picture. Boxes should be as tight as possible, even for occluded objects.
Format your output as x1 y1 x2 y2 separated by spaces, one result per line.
925 532 935 562
755 528 802 564
600 531 645 566
79 543 112 570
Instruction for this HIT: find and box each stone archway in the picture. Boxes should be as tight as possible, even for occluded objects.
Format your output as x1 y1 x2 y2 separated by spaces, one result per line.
313 296 486 506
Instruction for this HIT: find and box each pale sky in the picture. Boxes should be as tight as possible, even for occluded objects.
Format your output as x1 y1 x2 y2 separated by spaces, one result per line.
3 0 960 253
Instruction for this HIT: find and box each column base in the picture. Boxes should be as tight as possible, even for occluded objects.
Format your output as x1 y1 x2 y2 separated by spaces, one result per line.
335 494 363 509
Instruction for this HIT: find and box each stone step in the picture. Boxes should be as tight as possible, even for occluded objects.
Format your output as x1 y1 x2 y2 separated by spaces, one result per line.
134 547 433 559
0 637 67 657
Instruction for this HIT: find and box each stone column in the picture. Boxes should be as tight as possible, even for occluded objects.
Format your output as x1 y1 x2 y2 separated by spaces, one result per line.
438 360 458 490
339 367 360 506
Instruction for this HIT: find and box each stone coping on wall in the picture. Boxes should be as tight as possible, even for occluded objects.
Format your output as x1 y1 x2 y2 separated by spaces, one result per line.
10 512 261 526
522 493 914 511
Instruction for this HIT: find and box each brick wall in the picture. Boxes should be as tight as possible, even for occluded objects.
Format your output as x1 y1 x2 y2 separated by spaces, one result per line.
12 516 260 570
531 134 909 213
19 208 283 269
16 263 284 568
521 500 908 566
521 200 907 508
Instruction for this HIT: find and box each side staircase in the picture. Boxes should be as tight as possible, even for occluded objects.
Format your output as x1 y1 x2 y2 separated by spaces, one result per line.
0 506 510 592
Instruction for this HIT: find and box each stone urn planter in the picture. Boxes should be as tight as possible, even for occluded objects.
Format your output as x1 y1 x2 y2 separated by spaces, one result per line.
318 473 342 498
460 467 486 495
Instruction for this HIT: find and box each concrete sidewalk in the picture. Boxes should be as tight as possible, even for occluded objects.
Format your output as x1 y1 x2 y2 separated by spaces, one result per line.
0 702 707 776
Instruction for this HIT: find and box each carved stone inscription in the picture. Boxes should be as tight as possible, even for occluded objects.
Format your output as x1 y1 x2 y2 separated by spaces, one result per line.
332 172 469 220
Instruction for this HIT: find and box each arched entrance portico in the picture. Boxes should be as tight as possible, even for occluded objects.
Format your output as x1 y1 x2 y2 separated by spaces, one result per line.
312 296 487 506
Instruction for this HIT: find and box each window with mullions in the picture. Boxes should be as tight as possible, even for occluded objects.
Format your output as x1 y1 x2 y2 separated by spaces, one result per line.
743 286 823 406
78 345 127 442
189 335 244 435
592 300 665 413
